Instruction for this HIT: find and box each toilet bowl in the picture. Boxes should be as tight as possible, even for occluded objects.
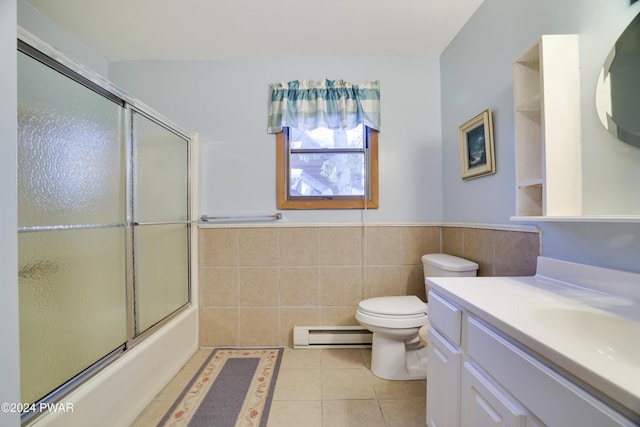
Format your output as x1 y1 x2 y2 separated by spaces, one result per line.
356 253 478 380
356 295 429 380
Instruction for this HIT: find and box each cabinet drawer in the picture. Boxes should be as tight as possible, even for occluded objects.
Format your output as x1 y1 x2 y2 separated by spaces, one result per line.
428 291 462 345
462 362 535 427
467 317 635 427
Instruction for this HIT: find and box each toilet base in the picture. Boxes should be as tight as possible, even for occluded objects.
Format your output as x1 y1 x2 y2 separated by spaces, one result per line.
370 333 428 380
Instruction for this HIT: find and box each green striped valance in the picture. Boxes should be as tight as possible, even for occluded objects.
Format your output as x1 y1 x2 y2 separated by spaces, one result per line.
267 79 380 134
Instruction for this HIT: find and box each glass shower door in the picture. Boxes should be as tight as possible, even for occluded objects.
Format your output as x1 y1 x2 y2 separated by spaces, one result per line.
17 37 193 416
132 111 190 335
17 51 127 405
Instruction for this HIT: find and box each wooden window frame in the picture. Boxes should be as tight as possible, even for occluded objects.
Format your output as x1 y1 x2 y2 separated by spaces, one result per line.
276 127 379 209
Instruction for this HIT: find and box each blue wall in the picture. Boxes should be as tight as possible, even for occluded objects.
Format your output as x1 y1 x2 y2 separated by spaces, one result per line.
440 0 640 272
109 57 445 225
17 0 108 76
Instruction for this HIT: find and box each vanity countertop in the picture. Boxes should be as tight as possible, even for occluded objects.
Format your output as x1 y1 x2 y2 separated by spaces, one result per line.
426 256 640 419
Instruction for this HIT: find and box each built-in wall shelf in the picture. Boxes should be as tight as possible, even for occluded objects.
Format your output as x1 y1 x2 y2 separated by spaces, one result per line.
517 179 542 189
515 95 541 114
510 215 640 223
513 35 582 218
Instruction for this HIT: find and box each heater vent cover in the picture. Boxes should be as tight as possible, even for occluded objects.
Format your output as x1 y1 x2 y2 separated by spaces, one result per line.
293 325 372 348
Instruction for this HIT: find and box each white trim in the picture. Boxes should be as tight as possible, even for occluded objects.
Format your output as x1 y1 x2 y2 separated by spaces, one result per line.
511 215 640 223
198 221 539 233
442 222 539 233
198 222 441 229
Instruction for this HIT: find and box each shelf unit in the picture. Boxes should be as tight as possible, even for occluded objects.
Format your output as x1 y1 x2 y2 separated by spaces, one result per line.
513 35 582 217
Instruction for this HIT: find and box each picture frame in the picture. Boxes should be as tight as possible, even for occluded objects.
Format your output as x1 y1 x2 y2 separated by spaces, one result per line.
459 109 496 180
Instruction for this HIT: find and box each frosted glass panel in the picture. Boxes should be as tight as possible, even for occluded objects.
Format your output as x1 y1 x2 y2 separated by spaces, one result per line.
134 224 189 334
18 228 126 404
17 42 191 411
17 52 124 227
133 112 188 222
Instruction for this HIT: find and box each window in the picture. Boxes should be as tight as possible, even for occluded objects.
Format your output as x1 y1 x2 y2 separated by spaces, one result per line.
268 79 381 209
277 124 378 209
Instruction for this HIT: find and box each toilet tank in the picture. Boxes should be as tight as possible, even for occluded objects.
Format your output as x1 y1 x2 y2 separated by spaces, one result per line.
422 253 478 278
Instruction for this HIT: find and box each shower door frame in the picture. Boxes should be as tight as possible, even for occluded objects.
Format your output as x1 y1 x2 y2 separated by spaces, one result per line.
17 27 196 423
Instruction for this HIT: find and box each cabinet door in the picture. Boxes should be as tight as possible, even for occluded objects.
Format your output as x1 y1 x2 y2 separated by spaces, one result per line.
462 362 536 427
427 327 462 427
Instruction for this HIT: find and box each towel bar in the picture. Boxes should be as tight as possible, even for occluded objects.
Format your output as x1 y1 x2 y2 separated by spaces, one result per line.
200 213 283 222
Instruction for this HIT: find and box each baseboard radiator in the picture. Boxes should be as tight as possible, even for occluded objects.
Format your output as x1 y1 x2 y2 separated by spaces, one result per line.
293 325 372 349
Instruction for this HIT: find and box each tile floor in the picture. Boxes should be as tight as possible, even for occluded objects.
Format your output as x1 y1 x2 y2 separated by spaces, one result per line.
131 347 427 427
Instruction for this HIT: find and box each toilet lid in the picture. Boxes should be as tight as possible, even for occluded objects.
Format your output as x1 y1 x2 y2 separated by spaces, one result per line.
358 296 427 316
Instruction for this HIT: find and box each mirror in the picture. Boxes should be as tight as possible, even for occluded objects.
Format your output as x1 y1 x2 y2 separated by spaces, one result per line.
596 12 640 148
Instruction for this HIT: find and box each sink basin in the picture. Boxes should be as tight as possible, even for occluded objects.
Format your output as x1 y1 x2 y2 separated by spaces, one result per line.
528 307 640 365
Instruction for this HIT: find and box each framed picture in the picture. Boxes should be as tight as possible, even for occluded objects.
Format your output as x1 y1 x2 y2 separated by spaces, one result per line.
459 109 496 180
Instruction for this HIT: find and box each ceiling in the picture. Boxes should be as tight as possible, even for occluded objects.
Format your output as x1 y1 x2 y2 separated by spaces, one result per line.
24 0 485 61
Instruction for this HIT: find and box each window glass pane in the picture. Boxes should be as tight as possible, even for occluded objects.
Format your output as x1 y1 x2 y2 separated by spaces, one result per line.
17 52 124 228
290 152 365 196
290 124 364 149
19 228 127 404
134 224 189 334
133 112 188 223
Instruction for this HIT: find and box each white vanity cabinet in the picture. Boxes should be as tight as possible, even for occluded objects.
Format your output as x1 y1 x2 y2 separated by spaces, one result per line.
427 327 462 427
426 291 463 427
426 290 637 427
427 291 536 427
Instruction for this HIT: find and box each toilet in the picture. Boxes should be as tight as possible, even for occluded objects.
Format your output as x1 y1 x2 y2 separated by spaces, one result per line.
356 253 478 380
